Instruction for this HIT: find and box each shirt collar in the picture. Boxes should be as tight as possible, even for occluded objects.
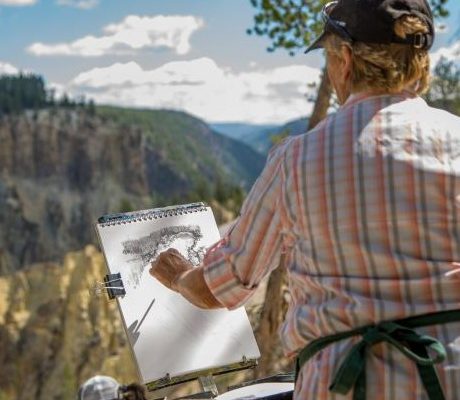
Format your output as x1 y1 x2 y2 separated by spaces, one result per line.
342 89 418 108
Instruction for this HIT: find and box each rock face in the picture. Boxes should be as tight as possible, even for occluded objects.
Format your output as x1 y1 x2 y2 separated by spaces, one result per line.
0 109 152 272
0 108 264 273
0 245 138 400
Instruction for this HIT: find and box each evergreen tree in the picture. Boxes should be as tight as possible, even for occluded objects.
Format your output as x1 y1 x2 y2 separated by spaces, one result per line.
426 56 460 115
87 99 96 116
0 74 48 114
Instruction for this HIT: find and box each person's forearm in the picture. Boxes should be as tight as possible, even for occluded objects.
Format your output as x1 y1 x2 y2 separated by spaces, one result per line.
173 266 223 309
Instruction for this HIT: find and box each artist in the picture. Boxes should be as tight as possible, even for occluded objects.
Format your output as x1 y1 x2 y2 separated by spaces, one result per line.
150 0 460 398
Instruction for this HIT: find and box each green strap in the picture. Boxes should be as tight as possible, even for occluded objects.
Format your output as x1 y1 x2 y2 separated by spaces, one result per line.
329 322 446 400
295 309 460 400
412 343 445 400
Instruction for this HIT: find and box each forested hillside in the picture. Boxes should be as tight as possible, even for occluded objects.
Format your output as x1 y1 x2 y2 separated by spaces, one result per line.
96 106 264 191
0 74 265 274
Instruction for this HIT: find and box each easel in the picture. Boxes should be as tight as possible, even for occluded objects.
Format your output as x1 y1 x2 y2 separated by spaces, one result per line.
91 274 259 399
146 358 259 399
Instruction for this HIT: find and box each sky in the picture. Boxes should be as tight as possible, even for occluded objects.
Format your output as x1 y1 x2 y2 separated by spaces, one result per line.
0 0 459 124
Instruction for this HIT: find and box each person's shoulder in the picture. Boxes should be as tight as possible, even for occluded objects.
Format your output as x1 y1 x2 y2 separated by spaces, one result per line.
266 124 323 161
425 104 460 124
266 135 297 162
413 98 460 128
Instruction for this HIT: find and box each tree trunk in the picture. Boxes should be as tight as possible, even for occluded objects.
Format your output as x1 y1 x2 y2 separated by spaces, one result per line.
254 69 333 378
254 255 291 378
308 68 332 130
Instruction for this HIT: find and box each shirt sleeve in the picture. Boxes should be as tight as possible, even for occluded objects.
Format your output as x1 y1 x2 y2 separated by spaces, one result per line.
202 139 290 309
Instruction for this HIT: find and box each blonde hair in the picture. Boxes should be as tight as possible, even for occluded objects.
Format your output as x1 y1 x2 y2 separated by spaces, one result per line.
324 16 431 95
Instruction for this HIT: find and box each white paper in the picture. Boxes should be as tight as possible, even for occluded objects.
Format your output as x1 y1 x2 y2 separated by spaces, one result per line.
96 206 260 384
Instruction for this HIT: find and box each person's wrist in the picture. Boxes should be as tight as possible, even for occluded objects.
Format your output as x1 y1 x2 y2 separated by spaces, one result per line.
171 270 188 292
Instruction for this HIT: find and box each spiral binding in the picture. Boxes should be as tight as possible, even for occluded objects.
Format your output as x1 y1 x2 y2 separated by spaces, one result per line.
97 202 208 227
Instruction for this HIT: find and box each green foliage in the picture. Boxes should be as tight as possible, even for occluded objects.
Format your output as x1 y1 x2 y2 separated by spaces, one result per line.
247 0 450 56
431 56 459 99
186 178 214 203
119 198 135 213
426 56 460 115
430 0 450 18
169 178 246 217
248 0 327 56
0 72 96 115
153 176 246 221
214 176 246 213
87 99 96 116
96 105 264 191
270 128 290 146
96 106 216 181
94 106 257 216
0 73 48 114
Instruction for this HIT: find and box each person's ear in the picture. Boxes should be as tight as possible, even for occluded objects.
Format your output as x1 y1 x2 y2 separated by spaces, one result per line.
340 45 353 84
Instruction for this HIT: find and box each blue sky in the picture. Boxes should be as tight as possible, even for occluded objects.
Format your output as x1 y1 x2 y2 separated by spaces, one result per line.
1 0 459 123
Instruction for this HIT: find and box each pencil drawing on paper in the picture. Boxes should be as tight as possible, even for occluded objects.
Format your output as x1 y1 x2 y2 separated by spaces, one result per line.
122 225 206 286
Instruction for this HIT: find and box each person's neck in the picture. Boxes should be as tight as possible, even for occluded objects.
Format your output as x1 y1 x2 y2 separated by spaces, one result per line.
354 81 420 98
345 86 418 104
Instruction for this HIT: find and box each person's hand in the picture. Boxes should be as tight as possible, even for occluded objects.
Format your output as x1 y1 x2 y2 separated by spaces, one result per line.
149 248 193 291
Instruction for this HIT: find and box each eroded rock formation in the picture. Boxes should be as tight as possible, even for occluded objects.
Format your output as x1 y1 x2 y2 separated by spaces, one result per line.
0 245 137 400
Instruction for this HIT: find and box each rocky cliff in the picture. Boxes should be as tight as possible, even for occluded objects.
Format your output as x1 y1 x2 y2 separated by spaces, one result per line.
0 245 138 400
0 109 159 272
0 108 265 273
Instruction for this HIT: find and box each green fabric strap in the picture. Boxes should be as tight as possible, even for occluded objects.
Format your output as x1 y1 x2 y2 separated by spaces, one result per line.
295 309 460 400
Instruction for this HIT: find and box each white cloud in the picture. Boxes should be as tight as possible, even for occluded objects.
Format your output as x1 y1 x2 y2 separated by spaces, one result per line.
0 0 36 5
56 0 98 9
27 15 204 57
0 61 19 75
430 40 460 68
68 57 321 124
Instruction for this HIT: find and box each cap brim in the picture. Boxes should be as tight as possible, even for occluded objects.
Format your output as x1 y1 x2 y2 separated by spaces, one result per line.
304 31 327 54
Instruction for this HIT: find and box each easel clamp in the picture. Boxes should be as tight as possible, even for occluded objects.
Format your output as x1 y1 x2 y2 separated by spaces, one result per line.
90 273 126 300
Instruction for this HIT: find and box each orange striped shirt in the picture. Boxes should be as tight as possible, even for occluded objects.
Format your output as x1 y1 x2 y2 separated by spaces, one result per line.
203 92 460 399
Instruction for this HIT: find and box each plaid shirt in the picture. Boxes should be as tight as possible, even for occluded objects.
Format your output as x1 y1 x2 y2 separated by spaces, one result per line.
203 92 460 399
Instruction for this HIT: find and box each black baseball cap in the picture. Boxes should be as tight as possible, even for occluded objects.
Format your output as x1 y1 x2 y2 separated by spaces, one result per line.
305 0 434 53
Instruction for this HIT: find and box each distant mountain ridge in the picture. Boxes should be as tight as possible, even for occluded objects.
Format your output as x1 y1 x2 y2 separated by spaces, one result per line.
210 122 279 141
211 117 309 154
